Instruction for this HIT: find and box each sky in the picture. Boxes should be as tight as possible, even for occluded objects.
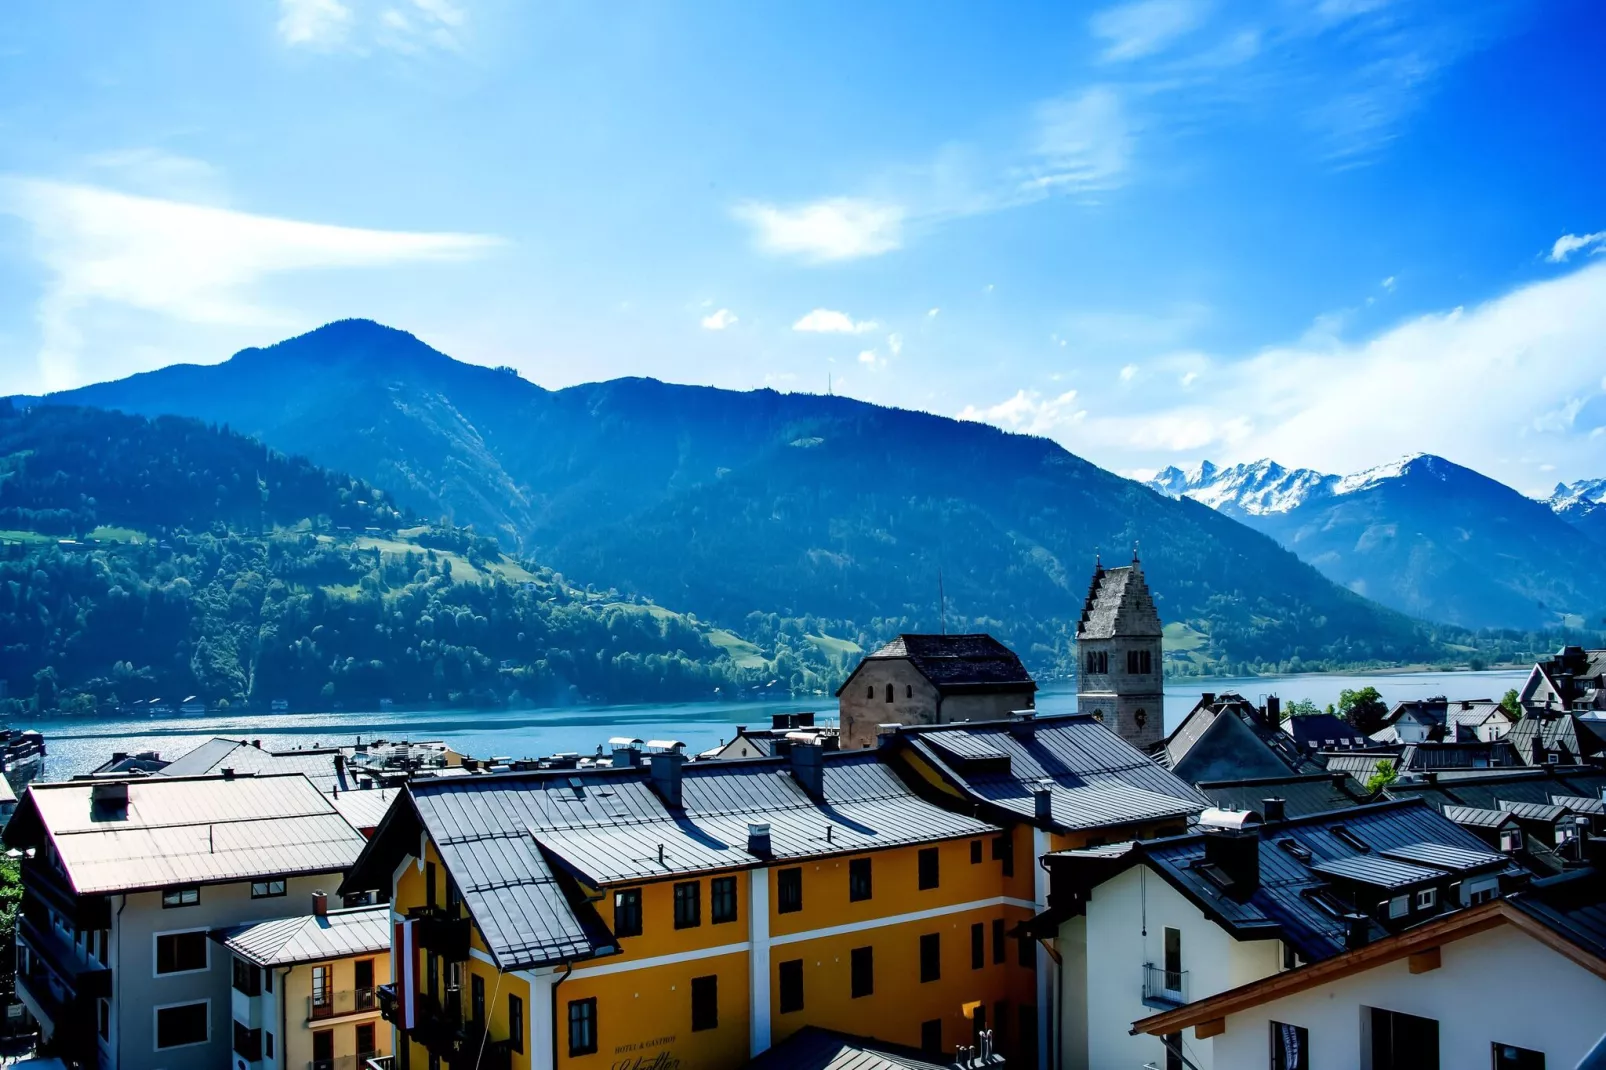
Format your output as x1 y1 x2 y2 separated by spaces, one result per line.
1 0 1604 496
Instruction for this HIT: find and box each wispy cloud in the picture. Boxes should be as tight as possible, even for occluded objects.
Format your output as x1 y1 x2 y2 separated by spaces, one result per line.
957 389 1086 436
1017 87 1133 195
792 308 878 334
1091 0 1210 62
278 0 353 48
732 198 904 263
1548 230 1606 263
701 308 738 330
0 177 500 391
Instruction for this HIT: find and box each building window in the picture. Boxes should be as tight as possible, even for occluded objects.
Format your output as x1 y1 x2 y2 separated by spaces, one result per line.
992 834 1014 877
311 964 334 1016
886 683 895 703
568 998 597 1057
1368 1006 1439 1069
906 684 913 698
233 1022 263 1061
250 879 286 899
778 867 803 913
471 973 486 1025
509 993 525 1052
356 1022 376 1056
1387 895 1409 919
1163 927 1182 992
918 847 940 890
970 840 983 864
992 918 1006 964
921 1019 942 1055
690 975 718 1032
1271 1021 1309 1070
919 932 941 982
98 999 110 1041
1493 1043 1546 1070
1500 828 1522 852
1469 882 1498 906
673 881 701 929
778 959 804 1013
155 931 208 974
154 1001 209 1049
232 956 261 995
1164 1032 1182 1070
314 1029 334 1067
266 1032 274 1058
613 888 642 937
161 886 200 908
971 923 985 969
850 946 873 998
426 860 437 908
1018 932 1034 968
711 876 738 924
867 685 875 699
1415 888 1437 911
354 957 374 995
848 857 872 901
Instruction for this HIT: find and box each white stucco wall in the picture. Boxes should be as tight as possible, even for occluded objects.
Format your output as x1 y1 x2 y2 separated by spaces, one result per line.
1206 923 1606 1070
1076 866 1281 1070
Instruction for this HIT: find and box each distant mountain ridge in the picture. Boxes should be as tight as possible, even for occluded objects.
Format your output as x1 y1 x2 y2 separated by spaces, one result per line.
1150 454 1606 630
17 319 1549 675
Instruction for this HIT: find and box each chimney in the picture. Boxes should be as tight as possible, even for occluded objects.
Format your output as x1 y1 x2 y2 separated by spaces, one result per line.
90 781 129 816
312 891 328 917
221 768 235 781
1202 828 1260 897
1033 779 1054 823
1262 797 1286 823
111 751 127 763
790 740 825 801
252 739 261 749
1201 692 1216 706
771 713 790 731
650 751 685 808
1011 711 1037 740
612 745 640 769
1344 913 1371 950
1423 772 1438 785
747 822 772 858
1265 696 1281 724
334 753 346 773
1331 772 1349 788
796 712 815 728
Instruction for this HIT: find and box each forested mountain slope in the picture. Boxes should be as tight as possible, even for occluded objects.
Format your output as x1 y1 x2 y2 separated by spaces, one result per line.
30 319 1539 675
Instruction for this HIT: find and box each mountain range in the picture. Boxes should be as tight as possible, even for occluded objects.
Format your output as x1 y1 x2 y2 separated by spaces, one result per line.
13 318 1508 678
1149 456 1606 630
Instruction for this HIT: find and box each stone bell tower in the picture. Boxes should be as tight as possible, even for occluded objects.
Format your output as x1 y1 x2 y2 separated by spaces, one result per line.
1076 549 1165 750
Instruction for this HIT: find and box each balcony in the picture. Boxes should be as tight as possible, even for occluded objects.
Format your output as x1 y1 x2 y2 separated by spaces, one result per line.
18 914 112 1001
409 906 471 962
1141 963 1188 1010
310 1056 382 1070
21 864 110 929
309 987 380 1021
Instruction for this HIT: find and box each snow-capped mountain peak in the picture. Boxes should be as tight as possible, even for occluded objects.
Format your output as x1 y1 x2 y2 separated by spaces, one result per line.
1545 477 1606 519
1331 453 1443 496
1146 458 1336 516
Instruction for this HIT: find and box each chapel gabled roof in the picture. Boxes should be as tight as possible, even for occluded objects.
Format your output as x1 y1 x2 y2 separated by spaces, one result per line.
1077 560 1162 640
836 633 1036 696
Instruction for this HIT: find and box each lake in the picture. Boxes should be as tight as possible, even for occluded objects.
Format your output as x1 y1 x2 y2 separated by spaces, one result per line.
26 668 1530 780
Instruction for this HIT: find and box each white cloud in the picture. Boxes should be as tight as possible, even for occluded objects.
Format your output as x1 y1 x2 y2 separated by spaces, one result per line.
1019 87 1133 195
1548 231 1606 263
1119 363 1139 382
1090 0 1209 61
278 0 353 47
1180 370 1198 388
857 350 878 365
1 177 499 391
733 198 904 263
792 308 878 334
887 333 903 356
928 307 940 317
701 308 738 330
957 389 1085 436
1381 275 1396 291
1069 257 1606 492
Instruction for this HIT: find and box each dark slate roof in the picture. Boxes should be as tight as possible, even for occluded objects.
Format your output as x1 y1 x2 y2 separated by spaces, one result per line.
1161 694 1324 783
1286 715 1370 751
1441 805 1518 830
742 1027 961 1070
1077 562 1162 640
1508 713 1606 764
1043 799 1527 964
341 750 999 970
839 634 1036 696
1197 773 1369 819
1395 741 1522 772
1386 768 1606 813
891 714 1208 833
1507 869 1606 962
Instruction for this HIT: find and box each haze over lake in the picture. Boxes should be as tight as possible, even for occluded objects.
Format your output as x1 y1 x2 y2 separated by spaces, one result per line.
35 668 1529 780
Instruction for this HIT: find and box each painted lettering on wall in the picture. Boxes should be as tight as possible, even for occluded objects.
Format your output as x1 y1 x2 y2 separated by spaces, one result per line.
613 1034 679 1070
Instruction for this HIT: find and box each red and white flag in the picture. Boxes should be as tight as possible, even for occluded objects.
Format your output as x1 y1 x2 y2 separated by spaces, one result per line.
395 918 419 1030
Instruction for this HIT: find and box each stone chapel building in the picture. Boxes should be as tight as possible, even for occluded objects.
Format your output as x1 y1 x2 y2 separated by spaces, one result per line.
1076 553 1165 750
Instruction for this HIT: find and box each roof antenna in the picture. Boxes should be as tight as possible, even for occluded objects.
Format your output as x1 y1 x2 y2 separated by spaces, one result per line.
939 568 947 635
1133 541 1140 564
827 372 833 396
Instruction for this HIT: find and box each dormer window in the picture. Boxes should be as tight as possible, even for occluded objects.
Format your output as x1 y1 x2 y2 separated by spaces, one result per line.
1415 888 1436 910
1331 825 1371 852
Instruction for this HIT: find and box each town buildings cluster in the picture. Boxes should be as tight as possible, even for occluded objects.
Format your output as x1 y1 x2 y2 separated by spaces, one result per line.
4 557 1605 1070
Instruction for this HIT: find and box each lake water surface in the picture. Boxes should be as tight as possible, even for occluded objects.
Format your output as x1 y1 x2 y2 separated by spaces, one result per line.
28 668 1530 779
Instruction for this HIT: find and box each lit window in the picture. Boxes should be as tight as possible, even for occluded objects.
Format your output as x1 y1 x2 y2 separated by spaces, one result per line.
1415 888 1437 910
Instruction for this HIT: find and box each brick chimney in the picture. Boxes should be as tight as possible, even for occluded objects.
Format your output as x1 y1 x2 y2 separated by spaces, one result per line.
650 750 685 809
312 891 328 917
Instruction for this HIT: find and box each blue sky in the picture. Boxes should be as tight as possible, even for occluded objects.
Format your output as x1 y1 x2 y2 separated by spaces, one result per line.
1 0 1604 494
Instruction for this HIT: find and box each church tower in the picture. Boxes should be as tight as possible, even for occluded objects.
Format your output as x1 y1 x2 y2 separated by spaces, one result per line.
1076 551 1165 750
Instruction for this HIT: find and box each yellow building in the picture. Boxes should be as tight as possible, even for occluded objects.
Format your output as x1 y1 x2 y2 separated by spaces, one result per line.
343 741 1040 1070
221 899 393 1070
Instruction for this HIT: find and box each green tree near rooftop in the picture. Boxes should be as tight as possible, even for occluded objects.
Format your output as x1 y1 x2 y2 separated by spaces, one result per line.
1499 688 1523 720
1338 686 1389 735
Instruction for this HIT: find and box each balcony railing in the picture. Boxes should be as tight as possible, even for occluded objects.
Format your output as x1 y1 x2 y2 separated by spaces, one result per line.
409 906 471 962
1141 963 1188 1009
18 914 112 1000
310 1056 380 1070
309 987 379 1021
21 864 110 929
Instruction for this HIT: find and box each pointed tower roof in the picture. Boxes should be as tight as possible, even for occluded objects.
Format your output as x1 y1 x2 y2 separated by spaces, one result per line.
1077 561 1162 640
